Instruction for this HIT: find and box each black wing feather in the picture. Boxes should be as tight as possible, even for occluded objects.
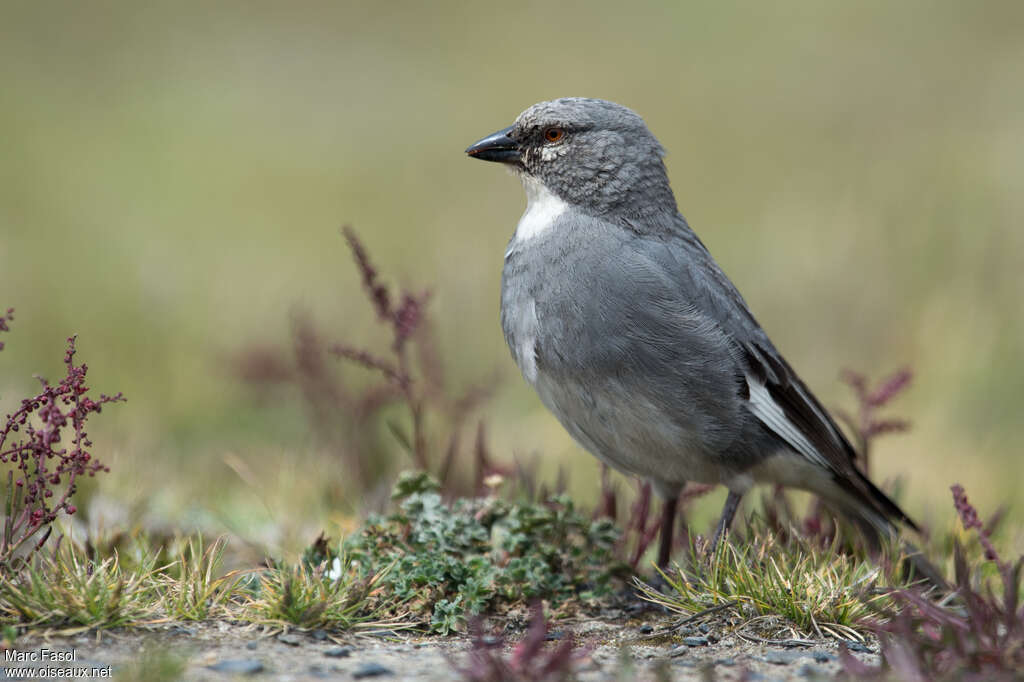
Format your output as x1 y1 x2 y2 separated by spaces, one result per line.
650 223 918 530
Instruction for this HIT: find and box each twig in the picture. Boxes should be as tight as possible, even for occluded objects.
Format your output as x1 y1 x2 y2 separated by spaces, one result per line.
672 600 739 627
737 633 819 647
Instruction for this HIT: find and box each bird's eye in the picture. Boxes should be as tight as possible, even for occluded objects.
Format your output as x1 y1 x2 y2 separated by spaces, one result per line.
543 127 565 143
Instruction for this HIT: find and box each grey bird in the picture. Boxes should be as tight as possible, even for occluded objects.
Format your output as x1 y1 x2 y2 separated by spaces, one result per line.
465 97 918 568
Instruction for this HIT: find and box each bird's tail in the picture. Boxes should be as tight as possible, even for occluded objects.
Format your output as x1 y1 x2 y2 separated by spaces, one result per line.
855 469 920 533
840 471 946 588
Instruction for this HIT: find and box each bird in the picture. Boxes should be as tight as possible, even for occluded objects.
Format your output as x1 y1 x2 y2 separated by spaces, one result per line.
465 97 920 569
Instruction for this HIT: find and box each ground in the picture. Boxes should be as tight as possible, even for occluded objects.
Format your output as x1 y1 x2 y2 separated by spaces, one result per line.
2 614 877 681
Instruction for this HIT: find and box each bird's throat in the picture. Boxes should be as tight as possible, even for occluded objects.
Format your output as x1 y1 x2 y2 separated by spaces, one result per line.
513 175 569 246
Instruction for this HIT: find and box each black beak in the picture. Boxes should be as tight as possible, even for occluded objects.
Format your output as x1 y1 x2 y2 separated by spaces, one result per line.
465 125 520 163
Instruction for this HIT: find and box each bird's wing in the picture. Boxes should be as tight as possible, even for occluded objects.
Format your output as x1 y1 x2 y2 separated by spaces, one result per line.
642 223 916 527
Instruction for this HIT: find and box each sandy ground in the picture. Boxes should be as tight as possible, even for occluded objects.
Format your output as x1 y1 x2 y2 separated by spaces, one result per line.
1 614 879 681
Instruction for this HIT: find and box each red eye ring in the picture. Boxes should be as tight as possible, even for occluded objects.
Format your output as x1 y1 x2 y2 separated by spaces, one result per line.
543 127 565 143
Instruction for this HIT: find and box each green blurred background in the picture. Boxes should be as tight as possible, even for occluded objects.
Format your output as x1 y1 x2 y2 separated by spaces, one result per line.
2 1 1022 553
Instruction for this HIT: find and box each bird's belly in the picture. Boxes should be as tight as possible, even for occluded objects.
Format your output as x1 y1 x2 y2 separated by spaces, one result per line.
501 245 746 492
531 371 730 489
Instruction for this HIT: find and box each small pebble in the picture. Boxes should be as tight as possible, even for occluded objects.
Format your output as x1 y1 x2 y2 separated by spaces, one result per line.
638 624 654 634
324 646 352 658
545 630 566 641
698 624 711 634
168 625 196 636
277 633 303 647
842 640 873 653
682 636 709 647
668 645 688 658
206 659 264 675
312 629 328 641
352 662 394 678
245 641 259 651
811 651 835 663
714 657 736 666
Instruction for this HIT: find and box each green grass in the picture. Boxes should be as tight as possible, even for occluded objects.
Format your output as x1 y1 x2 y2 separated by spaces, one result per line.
635 528 901 641
237 556 394 631
0 532 396 634
0 542 163 630
158 535 239 621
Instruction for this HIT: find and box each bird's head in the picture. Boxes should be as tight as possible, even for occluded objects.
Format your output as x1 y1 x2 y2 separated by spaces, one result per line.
466 98 676 217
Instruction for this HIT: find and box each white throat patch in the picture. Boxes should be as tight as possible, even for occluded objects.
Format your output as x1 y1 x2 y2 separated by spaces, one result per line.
512 175 569 246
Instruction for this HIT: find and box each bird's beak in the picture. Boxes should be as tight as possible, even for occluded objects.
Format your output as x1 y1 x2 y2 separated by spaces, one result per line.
465 125 520 164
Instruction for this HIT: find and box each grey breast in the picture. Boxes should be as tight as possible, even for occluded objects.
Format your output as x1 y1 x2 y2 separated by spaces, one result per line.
500 211 768 490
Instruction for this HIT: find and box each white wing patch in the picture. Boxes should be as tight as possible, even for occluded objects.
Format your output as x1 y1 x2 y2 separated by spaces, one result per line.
745 375 830 469
514 297 540 384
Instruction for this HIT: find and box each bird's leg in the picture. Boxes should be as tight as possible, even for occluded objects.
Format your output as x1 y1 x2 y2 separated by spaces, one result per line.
656 494 679 569
709 491 742 555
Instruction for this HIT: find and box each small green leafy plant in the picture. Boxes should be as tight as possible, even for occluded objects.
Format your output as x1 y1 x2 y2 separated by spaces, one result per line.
337 471 627 633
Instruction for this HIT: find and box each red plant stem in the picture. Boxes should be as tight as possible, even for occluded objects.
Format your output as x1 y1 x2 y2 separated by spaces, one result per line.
395 343 428 470
629 483 655 568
